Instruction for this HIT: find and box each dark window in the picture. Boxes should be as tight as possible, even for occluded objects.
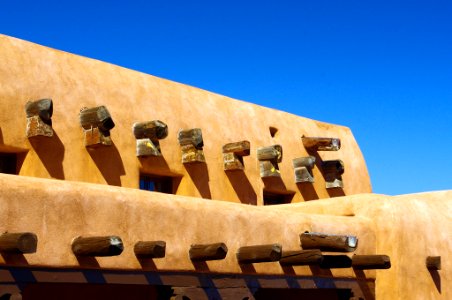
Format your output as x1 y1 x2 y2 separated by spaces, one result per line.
263 191 293 205
139 174 173 194
0 153 17 174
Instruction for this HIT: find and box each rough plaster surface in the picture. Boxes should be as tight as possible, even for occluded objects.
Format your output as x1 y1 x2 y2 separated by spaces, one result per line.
0 174 375 280
0 34 371 204
272 192 452 299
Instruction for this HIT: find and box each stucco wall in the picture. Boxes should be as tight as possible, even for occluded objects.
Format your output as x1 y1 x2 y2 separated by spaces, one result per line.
0 34 371 205
272 192 452 299
0 173 376 280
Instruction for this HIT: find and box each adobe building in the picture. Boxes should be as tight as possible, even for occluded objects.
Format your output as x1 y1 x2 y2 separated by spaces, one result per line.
0 34 449 299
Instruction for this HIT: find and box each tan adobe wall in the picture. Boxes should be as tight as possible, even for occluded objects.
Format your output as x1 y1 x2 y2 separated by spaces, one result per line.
0 173 376 280
0 34 371 204
271 192 452 299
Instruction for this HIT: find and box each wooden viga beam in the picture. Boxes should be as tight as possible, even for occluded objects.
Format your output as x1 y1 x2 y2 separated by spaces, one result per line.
79 106 115 147
71 236 124 257
322 160 345 189
178 128 205 163
236 244 282 264
352 255 391 269
134 241 166 259
189 243 228 261
257 145 283 177
279 250 323 266
426 256 441 270
223 141 250 171
25 98 53 138
0 232 38 254
133 120 168 157
300 232 358 252
293 156 316 183
302 137 341 151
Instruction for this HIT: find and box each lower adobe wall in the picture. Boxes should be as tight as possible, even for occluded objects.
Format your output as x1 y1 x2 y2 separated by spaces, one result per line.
0 173 375 280
272 192 452 299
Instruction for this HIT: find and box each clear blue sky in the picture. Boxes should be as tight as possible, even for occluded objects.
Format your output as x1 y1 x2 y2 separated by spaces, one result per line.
1 1 451 195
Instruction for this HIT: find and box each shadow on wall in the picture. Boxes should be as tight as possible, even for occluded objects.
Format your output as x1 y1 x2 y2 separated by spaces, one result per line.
87 143 125 186
429 270 441 293
29 131 65 179
327 188 345 198
353 268 376 300
139 156 172 174
184 162 211 199
261 176 287 193
0 253 30 266
225 170 257 205
296 183 319 201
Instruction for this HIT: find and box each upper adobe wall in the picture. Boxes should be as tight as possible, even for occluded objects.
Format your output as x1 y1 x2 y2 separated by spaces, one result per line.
0 34 371 204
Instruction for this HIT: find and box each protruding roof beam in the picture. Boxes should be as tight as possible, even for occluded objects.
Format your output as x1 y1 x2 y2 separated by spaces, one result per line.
322 160 345 188
426 256 441 270
257 145 283 178
189 243 228 261
71 235 123 257
0 232 38 254
279 249 323 266
178 128 205 163
300 231 357 252
293 156 316 183
134 241 166 258
25 99 53 137
352 255 391 269
79 106 115 147
236 243 282 264
133 120 168 156
302 137 341 151
223 141 250 171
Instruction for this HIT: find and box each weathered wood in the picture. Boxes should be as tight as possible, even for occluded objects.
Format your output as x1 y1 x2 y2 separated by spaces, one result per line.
257 145 282 162
25 99 53 124
26 115 53 138
293 157 316 183
223 152 244 171
320 255 352 268
426 256 441 270
134 241 166 258
292 156 316 168
279 250 323 266
178 128 203 149
294 167 314 183
136 138 161 156
302 137 341 151
0 232 38 254
133 120 168 140
79 106 115 132
181 144 205 164
259 160 280 178
322 160 345 188
189 243 228 261
300 232 358 252
83 127 112 147
71 236 123 256
352 255 391 269
236 244 282 264
222 141 250 156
